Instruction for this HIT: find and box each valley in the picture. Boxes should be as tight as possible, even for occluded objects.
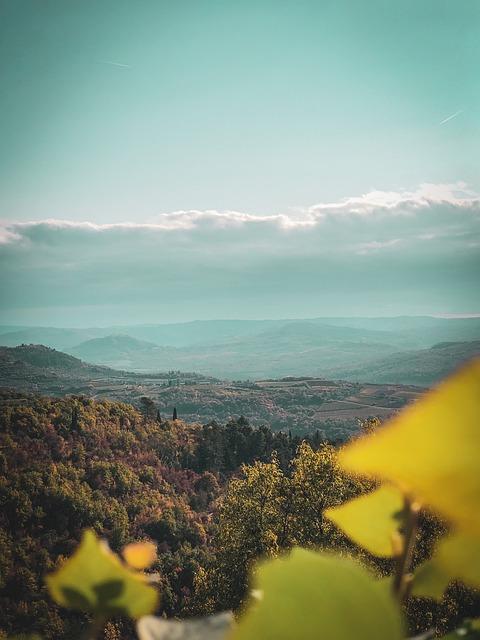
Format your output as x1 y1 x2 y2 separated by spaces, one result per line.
0 344 424 440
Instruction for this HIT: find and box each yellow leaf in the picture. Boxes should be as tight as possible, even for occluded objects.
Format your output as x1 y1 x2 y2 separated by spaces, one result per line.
325 485 405 557
46 530 158 618
339 360 480 533
230 548 404 640
123 541 157 570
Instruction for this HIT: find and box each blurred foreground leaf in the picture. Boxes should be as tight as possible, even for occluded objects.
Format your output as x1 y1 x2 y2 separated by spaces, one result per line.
339 360 480 533
46 530 158 618
230 548 404 640
325 484 405 557
411 558 451 599
413 531 480 599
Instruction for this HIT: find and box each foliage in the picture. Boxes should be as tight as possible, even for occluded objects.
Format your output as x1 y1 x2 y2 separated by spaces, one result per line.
46 530 158 619
230 549 404 640
339 360 480 533
0 394 215 637
3 359 480 639
325 484 405 557
0 392 322 638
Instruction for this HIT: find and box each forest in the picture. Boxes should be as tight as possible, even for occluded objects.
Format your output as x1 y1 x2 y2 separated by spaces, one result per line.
1 388 479 639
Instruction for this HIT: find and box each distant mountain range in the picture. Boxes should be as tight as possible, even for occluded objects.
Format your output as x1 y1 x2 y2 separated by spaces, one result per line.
1 316 479 382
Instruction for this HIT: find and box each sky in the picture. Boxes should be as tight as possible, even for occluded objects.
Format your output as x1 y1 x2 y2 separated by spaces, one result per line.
0 0 479 326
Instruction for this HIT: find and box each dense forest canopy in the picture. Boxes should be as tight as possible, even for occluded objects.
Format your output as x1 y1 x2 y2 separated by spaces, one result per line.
1 391 478 639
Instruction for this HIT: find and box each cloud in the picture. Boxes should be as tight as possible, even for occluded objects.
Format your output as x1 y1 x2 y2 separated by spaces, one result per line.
305 182 479 217
1 182 479 243
0 228 21 245
1 183 479 323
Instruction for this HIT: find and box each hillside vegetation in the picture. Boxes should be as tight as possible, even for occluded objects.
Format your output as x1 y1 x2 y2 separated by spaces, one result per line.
1 386 479 639
0 345 425 439
0 391 316 638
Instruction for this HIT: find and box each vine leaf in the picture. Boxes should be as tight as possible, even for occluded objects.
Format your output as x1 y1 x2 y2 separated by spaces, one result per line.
230 548 404 640
339 360 480 534
325 484 405 557
411 558 452 600
46 530 159 618
413 531 480 599
437 532 480 588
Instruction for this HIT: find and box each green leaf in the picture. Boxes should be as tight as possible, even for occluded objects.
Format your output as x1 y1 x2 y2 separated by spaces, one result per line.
325 485 405 557
46 529 158 619
339 360 480 534
412 532 480 600
230 548 404 640
137 612 234 640
411 558 451 599
436 532 480 589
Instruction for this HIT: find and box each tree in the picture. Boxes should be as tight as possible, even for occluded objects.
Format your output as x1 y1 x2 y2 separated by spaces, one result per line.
139 396 156 420
191 443 367 612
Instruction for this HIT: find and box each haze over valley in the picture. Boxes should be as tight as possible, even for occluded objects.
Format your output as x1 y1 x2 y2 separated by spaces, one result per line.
2 315 479 383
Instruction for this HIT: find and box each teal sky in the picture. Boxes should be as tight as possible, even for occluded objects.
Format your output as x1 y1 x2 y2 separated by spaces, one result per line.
0 1 479 324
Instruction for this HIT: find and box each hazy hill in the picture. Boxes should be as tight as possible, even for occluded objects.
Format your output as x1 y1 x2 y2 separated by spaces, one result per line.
335 340 480 385
0 326 109 350
2 316 480 351
255 320 406 345
68 334 175 370
0 320 285 350
65 324 401 378
2 317 480 380
64 322 480 380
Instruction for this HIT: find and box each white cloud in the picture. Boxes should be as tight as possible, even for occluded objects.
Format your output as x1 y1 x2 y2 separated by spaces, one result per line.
0 228 21 245
1 182 479 323
1 182 478 245
306 182 480 217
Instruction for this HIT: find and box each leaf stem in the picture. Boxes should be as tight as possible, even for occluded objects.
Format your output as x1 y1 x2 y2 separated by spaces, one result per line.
393 497 420 602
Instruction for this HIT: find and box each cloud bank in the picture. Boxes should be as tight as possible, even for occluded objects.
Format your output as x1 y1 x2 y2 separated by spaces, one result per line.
1 183 479 324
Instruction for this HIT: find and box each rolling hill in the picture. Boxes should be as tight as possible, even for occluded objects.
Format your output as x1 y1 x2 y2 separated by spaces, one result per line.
68 334 176 370
1 316 480 380
0 344 214 397
334 340 480 385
